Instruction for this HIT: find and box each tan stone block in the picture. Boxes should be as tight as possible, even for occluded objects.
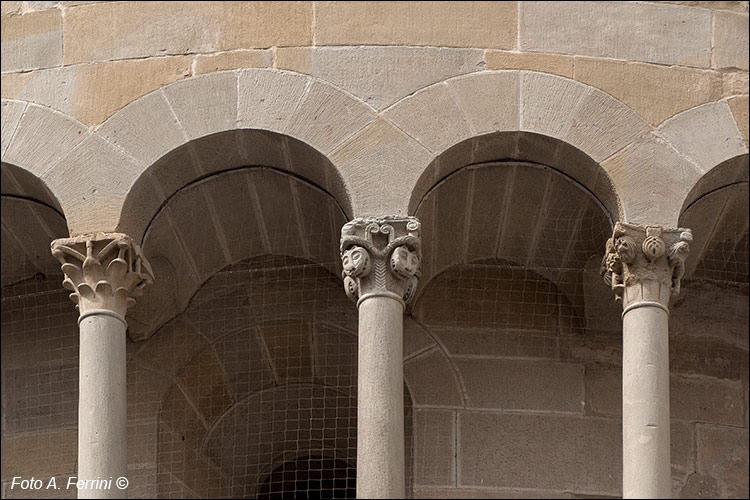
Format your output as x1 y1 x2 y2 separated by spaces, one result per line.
660 101 746 173
644 2 748 13
458 412 621 493
237 68 310 132
383 82 473 154
713 11 749 70
193 49 272 75
455 358 585 412
671 374 745 426
1 430 77 481
722 70 750 95
274 47 311 73
1 8 62 72
404 348 463 407
521 1 712 67
446 71 519 135
63 1 312 65
1 2 23 16
486 50 574 78
574 57 723 126
0 99 26 156
413 409 456 487
728 95 749 146
315 1 516 49
0 66 76 116
696 424 749 498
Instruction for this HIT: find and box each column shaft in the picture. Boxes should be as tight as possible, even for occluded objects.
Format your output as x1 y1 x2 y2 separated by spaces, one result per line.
622 305 671 499
357 297 405 499
78 313 128 499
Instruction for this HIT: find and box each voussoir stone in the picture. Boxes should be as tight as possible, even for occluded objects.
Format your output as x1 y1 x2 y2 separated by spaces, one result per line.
713 11 750 70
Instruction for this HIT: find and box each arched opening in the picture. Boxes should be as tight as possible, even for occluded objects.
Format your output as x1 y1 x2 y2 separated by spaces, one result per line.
256 455 356 499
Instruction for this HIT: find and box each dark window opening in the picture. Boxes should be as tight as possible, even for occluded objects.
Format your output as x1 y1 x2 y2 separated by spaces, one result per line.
257 455 356 499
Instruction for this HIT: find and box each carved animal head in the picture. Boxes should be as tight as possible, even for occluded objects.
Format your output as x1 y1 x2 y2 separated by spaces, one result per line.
342 246 371 278
390 246 420 279
614 236 637 264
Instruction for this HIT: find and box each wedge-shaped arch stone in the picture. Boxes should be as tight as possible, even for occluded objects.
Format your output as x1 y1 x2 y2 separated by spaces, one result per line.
659 100 748 176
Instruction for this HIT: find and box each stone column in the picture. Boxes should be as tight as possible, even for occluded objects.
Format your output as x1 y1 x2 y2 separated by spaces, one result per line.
51 233 153 499
601 223 691 499
340 217 421 499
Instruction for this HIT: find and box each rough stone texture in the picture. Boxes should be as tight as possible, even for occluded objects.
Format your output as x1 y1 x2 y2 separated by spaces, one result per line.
454 358 585 412
413 409 456 487
574 57 723 125
696 424 749 498
671 374 745 426
659 100 746 173
276 46 484 110
403 348 463 407
0 2 23 16
161 72 237 140
446 71 519 135
521 1 712 67
193 49 272 75
0 99 26 157
458 412 621 494
430 327 559 359
412 488 579 499
0 56 192 126
237 69 310 132
1 8 62 72
713 11 750 70
315 1 517 49
63 1 312 64
486 50 574 78
727 95 749 146
722 70 750 95
1 430 77 480
585 363 621 416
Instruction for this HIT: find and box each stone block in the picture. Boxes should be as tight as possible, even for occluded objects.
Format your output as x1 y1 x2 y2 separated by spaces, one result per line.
585 363 621 416
660 101 746 173
713 11 750 70
446 71 519 135
193 49 272 75
287 80 376 155
0 66 77 117
678 472 720 498
520 72 592 141
128 419 158 467
574 57 723 126
97 90 185 167
520 1 712 67
723 70 750 96
696 424 749 498
312 327 358 391
485 50 574 78
728 95 749 146
404 318 436 360
403 347 463 407
175 345 233 427
431 327 559 359
0 99 26 157
315 1 517 49
329 118 432 216
413 409 456 487
237 69 310 133
3 103 86 178
383 82 473 154
601 132 699 227
257 320 314 382
127 466 158 499
290 46 484 110
1 2 23 16
1 8 62 72
455 358 585 412
162 72 237 140
1 429 77 481
672 420 695 474
458 411 621 494
671 374 745 426
63 1 312 64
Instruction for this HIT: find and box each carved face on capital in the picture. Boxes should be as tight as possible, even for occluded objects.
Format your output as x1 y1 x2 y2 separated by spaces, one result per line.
614 236 637 264
390 246 420 279
342 246 371 278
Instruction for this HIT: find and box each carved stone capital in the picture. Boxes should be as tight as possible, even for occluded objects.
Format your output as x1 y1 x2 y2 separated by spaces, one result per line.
601 222 692 311
340 216 421 307
51 233 154 318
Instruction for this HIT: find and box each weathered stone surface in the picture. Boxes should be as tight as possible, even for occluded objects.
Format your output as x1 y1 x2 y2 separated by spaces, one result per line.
660 101 746 173
3 103 86 177
521 1 712 67
696 424 749 498
237 69 310 132
403 347 463 407
0 66 76 117
383 82 472 154
585 363 621 416
679 473 721 498
278 46 484 110
193 49 272 75
1 430 77 480
672 420 696 474
574 57 723 126
454 358 585 412
431 327 559 359
601 132 700 226
412 488 576 499
671 374 745 426
1 8 62 72
63 1 312 64
161 72 237 140
0 99 26 157
713 11 750 70
722 70 750 96
0 2 23 16
413 409 456 487
486 50 574 77
446 71 519 135
727 95 749 146
403 318 436 359
458 412 621 493
315 1 517 49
